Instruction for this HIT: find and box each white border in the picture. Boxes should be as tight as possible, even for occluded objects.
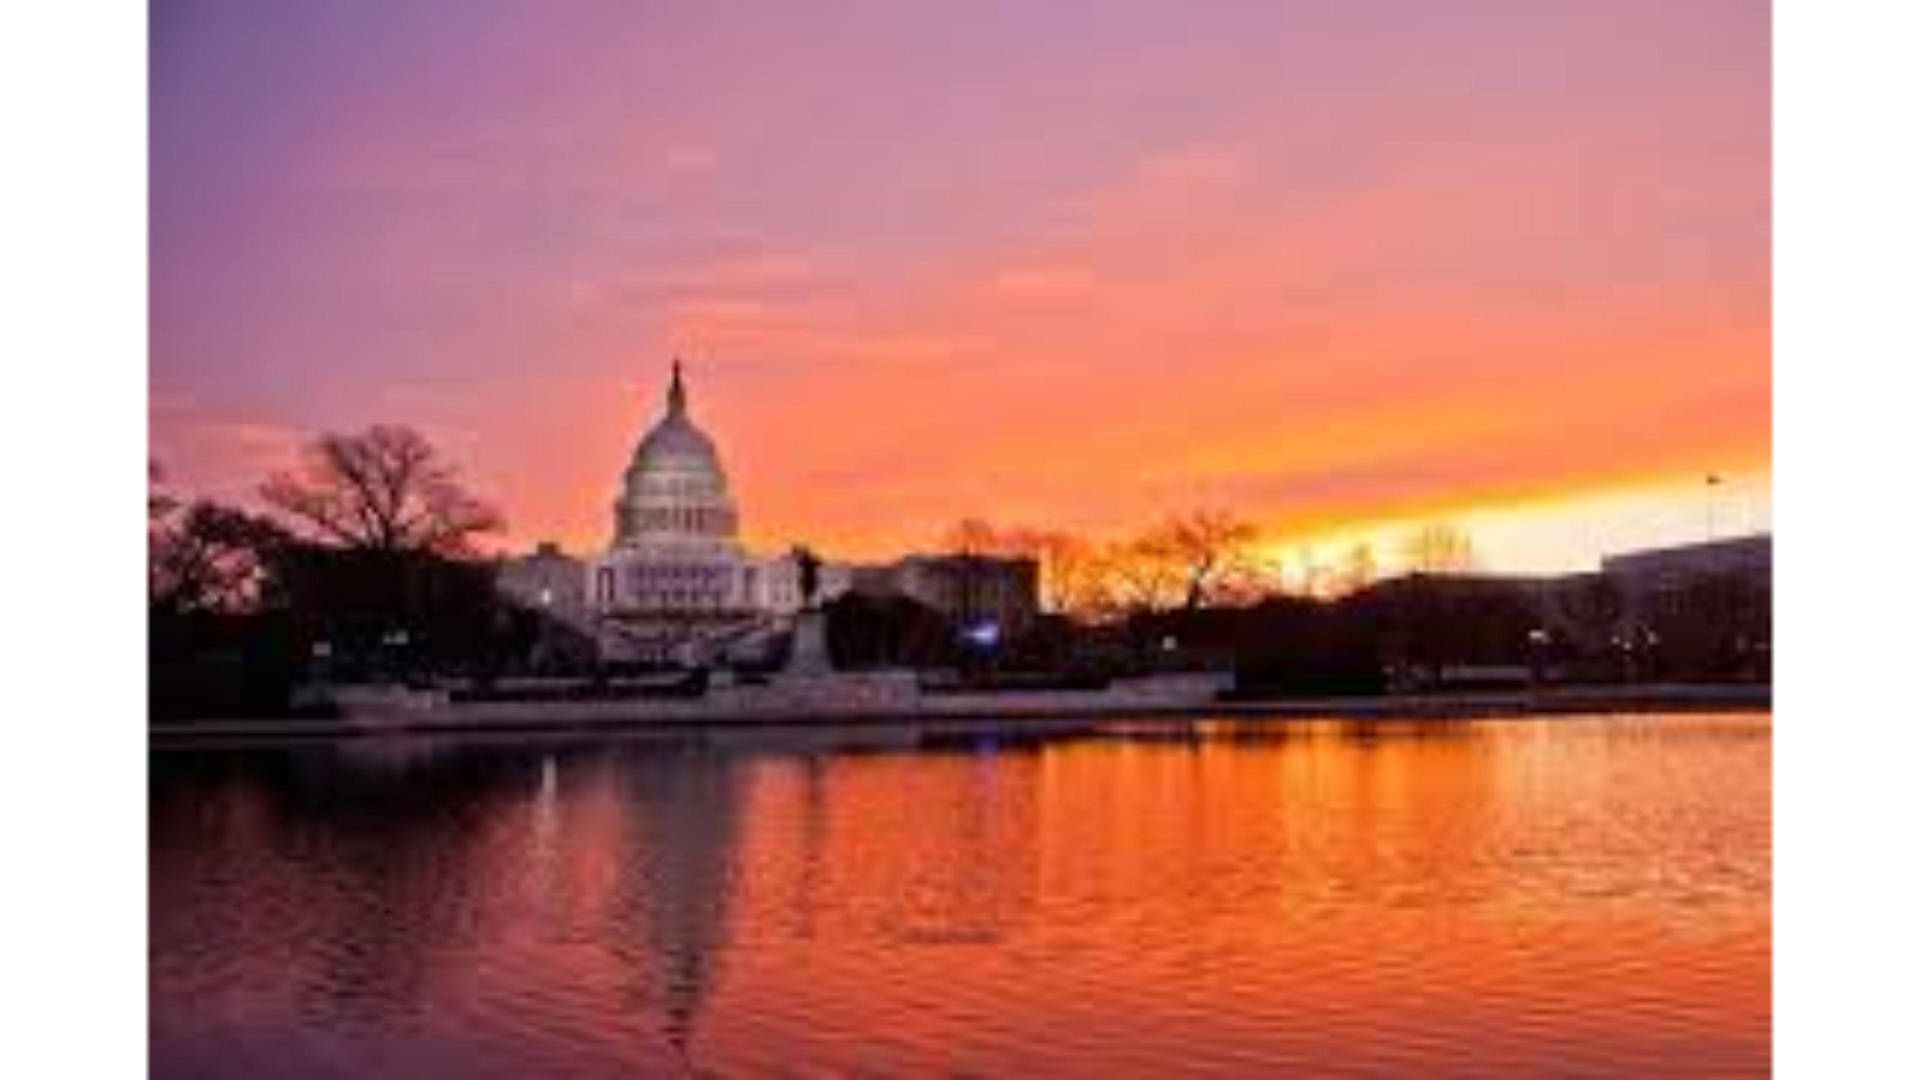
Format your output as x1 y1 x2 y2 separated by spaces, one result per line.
1775 0 1920 1075
4 1 1919 1074
0 2 149 1076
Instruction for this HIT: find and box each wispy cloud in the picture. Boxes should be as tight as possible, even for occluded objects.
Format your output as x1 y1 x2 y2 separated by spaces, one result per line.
1135 149 1240 187
149 395 310 506
153 0 1769 567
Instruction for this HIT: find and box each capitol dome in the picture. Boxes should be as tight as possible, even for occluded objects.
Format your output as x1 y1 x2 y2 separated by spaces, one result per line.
613 362 740 549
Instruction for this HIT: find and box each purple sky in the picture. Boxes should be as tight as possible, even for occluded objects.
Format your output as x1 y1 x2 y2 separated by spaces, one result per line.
151 0 1770 569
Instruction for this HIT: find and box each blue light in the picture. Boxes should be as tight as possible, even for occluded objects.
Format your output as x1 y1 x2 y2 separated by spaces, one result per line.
962 620 1001 648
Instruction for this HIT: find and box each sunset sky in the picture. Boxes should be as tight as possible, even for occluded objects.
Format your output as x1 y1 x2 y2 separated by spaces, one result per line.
150 0 1770 573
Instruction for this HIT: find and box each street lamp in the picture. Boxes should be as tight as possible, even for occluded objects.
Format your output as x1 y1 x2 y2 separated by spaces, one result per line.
963 619 1002 650
1527 627 1550 686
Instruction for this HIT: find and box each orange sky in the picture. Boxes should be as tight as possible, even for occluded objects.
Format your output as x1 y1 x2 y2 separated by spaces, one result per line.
150 1 1770 572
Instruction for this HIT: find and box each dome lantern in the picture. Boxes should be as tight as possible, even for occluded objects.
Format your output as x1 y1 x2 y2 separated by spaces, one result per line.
667 357 687 416
612 362 739 549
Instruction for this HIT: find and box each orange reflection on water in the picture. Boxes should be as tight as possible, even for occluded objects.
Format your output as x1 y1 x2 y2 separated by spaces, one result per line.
151 714 1769 1077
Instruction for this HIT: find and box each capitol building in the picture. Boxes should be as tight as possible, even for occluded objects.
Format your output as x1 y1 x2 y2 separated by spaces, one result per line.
502 363 849 664
498 360 1039 669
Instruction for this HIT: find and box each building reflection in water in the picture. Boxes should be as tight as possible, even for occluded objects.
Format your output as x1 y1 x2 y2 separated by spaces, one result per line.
152 715 1770 1078
151 736 757 1070
790 755 828 942
605 741 747 1055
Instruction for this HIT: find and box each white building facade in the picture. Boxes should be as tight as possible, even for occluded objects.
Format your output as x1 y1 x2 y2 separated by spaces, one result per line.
583 363 848 663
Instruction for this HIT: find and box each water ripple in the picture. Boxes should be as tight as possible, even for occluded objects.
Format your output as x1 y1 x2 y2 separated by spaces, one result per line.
152 713 1770 1077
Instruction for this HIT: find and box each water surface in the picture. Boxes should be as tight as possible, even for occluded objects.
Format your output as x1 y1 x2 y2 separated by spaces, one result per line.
152 713 1770 1077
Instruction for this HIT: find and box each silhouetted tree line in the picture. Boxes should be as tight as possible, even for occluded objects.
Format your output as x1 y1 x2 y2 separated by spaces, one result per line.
1130 576 1540 697
152 425 1767 718
938 512 1270 618
1152 595 1392 696
931 515 1490 621
150 426 536 719
841 512 1765 691
1159 566 1765 696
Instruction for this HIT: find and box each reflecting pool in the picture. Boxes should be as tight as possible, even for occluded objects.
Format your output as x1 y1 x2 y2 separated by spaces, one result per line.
152 713 1769 1077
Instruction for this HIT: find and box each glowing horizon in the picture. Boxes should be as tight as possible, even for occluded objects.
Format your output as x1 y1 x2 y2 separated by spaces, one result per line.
150 1 1769 573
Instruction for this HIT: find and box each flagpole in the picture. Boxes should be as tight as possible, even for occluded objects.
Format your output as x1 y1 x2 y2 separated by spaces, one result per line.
1705 474 1722 544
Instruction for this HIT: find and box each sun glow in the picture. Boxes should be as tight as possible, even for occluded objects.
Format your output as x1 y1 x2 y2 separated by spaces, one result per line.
150 2 1768 575
1251 469 1771 588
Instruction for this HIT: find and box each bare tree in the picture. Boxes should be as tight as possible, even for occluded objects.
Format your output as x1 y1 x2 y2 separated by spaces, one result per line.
1284 546 1331 599
260 425 503 555
937 513 1267 617
941 520 1121 618
1401 522 1475 575
1008 528 1113 616
941 517 1004 556
149 459 178 526
150 499 290 614
1336 542 1378 596
964 526 1138 617
1059 537 1130 618
1135 510 1261 610
1106 534 1188 614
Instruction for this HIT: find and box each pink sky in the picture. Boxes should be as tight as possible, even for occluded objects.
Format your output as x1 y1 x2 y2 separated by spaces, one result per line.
151 0 1769 571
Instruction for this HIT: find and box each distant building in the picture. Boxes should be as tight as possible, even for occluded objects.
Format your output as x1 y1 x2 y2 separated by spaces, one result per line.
497 541 586 616
853 552 1040 638
1601 534 1771 604
1600 534 1770 675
